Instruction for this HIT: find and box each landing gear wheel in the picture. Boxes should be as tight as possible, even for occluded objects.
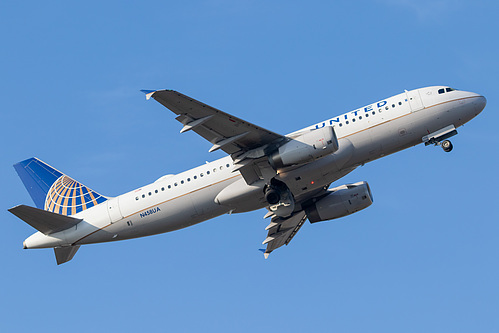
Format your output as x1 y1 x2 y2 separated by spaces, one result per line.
441 140 453 152
265 189 280 205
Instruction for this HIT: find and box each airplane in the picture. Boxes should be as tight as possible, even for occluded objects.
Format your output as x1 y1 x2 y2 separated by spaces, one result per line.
9 86 486 264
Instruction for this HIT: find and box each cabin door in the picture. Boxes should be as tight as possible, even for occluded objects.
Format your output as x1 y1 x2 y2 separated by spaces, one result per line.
107 197 123 223
406 90 424 112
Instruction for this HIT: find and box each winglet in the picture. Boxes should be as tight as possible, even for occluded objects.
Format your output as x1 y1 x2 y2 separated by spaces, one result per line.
258 249 270 259
140 90 156 100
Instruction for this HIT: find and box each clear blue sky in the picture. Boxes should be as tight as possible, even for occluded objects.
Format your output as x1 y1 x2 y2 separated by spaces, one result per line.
1 1 498 332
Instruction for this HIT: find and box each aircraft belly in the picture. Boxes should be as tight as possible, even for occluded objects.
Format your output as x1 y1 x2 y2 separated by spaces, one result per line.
355 112 422 160
214 178 267 213
76 179 237 244
350 129 379 161
189 180 233 215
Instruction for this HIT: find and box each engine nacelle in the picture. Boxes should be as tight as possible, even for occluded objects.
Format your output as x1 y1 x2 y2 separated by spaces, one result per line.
305 181 373 223
269 126 339 169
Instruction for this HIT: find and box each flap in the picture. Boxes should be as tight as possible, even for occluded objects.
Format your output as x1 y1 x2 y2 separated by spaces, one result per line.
262 210 308 258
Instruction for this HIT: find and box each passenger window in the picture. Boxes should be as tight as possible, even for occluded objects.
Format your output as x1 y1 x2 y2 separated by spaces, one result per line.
174 183 178 186
346 121 349 125
194 175 197 180
339 123 343 127
155 189 158 193
207 171 210 175
148 192 152 196
398 101 402 105
142 194 145 198
161 187 164 191
135 197 139 201
226 164 230 168
168 185 171 189
187 178 191 182
438 88 445 94
181 180 184 184
392 104 395 108
352 118 356 122
365 114 369 118
359 116 362 120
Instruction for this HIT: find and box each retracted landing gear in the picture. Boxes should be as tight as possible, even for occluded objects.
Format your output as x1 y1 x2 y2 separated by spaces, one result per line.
264 178 295 218
422 125 457 153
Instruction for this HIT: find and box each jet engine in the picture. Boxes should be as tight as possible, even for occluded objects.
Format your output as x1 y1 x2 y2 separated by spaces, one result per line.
305 181 373 223
268 126 339 169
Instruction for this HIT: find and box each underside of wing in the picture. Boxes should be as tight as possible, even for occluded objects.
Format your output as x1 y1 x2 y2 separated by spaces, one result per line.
261 210 308 258
144 90 285 154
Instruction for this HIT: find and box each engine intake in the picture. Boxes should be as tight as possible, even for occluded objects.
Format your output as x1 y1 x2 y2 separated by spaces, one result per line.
305 181 373 223
269 126 338 169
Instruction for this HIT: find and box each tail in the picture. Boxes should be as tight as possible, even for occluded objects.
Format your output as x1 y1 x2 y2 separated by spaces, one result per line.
13 157 108 216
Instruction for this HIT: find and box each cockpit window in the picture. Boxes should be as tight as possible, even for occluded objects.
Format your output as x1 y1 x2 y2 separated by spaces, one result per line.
438 87 456 94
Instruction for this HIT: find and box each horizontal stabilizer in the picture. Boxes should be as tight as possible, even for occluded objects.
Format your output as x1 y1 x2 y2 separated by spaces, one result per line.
54 245 80 265
8 205 82 235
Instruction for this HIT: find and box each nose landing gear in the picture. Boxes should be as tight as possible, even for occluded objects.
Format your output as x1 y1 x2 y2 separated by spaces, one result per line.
422 125 457 153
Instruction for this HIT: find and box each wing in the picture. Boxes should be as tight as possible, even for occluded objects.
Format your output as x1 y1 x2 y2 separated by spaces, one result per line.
143 89 287 184
143 89 285 153
261 210 308 258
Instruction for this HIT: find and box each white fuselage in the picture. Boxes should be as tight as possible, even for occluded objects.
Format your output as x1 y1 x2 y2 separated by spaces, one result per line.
24 86 486 249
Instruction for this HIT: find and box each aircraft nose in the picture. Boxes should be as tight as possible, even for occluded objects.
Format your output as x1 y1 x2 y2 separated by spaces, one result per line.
474 95 487 113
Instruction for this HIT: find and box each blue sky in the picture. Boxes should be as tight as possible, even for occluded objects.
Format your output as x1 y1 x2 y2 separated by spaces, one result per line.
1 1 498 332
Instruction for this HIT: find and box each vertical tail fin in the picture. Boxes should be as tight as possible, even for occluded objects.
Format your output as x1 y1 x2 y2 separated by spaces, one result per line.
14 158 107 216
